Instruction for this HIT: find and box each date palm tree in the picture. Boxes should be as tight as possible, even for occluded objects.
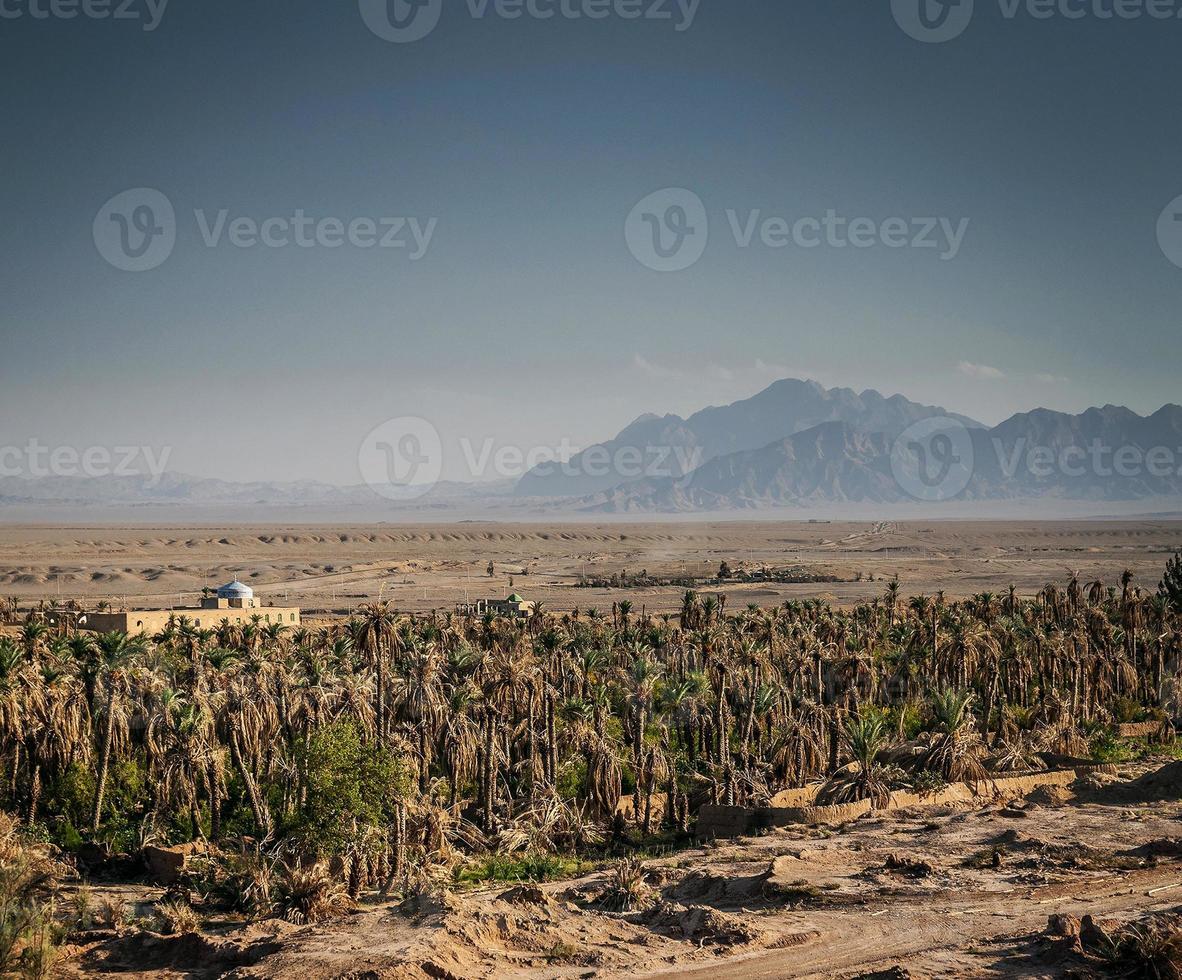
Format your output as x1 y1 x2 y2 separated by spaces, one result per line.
90 631 145 831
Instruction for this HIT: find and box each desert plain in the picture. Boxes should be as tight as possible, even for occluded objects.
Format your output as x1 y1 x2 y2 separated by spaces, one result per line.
1 518 1180 616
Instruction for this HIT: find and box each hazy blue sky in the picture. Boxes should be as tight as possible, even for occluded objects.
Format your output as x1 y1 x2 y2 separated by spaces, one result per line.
2 0 1179 483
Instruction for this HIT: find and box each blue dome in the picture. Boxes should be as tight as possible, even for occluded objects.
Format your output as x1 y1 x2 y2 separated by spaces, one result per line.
217 580 254 599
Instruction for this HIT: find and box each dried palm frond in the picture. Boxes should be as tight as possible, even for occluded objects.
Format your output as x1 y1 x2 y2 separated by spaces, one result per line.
597 857 652 913
0 813 69 974
987 732 1043 774
493 791 604 854
271 862 351 925
1092 916 1182 980
1034 719 1090 758
920 726 990 784
154 898 200 935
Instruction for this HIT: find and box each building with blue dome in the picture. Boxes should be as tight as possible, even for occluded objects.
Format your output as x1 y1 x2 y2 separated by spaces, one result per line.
75 578 300 634
205 579 257 609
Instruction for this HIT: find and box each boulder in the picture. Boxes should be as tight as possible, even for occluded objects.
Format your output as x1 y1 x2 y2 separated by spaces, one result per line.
143 842 210 885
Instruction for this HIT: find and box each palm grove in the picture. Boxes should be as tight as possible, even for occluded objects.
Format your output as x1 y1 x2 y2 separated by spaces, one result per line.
2 556 1182 901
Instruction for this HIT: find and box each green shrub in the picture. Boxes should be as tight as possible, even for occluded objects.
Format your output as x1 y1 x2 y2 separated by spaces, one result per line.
454 853 590 885
293 721 414 856
1111 696 1143 725
1089 728 1145 763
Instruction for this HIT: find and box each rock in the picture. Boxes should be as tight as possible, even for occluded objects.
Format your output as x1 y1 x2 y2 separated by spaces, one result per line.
884 853 936 877
1080 914 1115 952
142 842 210 885
676 905 761 946
497 885 551 907
1047 913 1081 938
1029 785 1075 807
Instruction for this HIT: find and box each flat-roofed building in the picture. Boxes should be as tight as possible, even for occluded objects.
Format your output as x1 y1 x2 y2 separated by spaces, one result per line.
455 593 535 618
57 580 300 635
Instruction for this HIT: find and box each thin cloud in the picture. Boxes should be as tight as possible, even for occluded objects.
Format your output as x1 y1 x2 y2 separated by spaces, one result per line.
754 358 793 376
631 354 687 380
957 361 1006 381
634 354 822 388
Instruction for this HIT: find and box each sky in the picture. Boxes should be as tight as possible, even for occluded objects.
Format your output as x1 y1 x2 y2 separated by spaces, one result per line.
1 0 1180 485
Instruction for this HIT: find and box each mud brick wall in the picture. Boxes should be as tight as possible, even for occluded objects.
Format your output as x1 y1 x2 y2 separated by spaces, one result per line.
695 767 1100 838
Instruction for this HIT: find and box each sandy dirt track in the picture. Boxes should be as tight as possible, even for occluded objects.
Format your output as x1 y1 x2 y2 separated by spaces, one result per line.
1 519 1180 613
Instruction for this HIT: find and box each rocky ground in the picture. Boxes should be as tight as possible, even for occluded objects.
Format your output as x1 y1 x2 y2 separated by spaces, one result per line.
53 756 1182 979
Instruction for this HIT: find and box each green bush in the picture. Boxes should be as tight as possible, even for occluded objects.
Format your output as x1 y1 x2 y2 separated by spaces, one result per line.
454 853 591 885
293 721 414 856
1111 696 1143 725
1089 728 1146 763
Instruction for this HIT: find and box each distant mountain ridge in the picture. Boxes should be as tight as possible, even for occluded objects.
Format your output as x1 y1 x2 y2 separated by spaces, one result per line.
515 378 983 498
4 381 1179 516
576 404 1182 512
0 473 509 509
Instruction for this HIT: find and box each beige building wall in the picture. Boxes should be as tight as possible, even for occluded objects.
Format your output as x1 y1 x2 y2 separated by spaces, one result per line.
83 607 300 634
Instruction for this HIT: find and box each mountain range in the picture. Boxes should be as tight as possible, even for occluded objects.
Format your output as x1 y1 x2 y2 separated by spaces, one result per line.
3 380 1180 516
515 379 983 498
579 404 1182 512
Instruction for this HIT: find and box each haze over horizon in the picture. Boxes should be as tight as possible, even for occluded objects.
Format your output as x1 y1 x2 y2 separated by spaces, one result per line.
3 1 1181 485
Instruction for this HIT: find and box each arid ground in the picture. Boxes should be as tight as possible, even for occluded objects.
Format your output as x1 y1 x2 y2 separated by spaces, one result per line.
56 756 1182 979
1 519 1180 615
